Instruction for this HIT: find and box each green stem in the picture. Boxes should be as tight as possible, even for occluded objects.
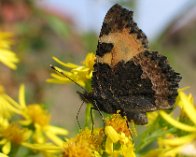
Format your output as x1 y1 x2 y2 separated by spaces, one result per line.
85 103 92 128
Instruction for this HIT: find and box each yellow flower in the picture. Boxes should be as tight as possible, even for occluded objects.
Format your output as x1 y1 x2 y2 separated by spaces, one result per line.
22 142 61 157
0 84 68 147
0 32 19 70
105 113 132 137
147 111 159 125
0 86 14 119
0 152 9 157
104 113 135 157
47 53 95 87
142 149 163 157
157 90 196 156
105 126 135 157
0 117 31 155
63 128 102 157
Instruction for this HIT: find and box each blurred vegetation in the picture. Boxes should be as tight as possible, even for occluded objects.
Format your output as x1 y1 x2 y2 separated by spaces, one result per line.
0 0 196 156
0 0 195 142
151 2 196 96
0 0 88 133
0 0 138 131
0 0 87 101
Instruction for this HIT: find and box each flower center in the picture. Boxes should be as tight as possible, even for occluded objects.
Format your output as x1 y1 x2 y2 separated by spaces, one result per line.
105 114 131 137
27 104 50 127
2 124 26 144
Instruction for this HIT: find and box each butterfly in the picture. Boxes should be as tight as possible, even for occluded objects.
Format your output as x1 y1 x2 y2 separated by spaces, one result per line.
78 4 181 125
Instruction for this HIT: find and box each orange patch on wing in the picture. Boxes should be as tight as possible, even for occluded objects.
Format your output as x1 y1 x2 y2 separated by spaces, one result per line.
97 53 112 65
97 28 145 66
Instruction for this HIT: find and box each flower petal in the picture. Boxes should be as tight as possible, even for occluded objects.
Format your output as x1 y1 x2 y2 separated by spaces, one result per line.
47 125 69 135
45 131 64 147
159 134 196 146
52 57 78 68
159 111 196 132
0 152 9 157
105 137 113 154
179 92 196 125
19 84 26 108
105 126 120 143
2 141 11 155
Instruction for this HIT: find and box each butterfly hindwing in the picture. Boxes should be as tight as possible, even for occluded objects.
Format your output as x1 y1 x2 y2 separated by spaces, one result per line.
92 60 157 113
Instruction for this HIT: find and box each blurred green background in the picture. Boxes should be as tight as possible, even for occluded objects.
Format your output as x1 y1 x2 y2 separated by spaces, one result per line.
0 0 195 134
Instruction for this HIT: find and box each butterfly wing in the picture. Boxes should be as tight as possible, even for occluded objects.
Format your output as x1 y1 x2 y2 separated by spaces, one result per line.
96 4 148 67
93 59 157 113
92 4 181 115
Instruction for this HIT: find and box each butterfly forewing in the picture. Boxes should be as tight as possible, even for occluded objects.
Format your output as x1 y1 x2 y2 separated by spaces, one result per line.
80 4 181 125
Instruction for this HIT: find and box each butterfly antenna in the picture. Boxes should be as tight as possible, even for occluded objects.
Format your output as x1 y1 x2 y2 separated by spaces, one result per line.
50 64 87 91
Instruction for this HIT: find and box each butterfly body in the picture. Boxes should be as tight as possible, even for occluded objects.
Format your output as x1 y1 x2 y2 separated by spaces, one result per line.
78 4 181 125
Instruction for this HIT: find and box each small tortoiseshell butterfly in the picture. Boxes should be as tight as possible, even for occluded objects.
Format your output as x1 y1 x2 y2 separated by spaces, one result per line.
78 4 181 125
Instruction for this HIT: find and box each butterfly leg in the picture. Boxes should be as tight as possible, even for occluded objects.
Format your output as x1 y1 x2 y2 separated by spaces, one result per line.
90 106 105 132
90 101 105 132
126 112 148 125
93 100 105 120
76 101 85 129
90 106 96 132
121 111 137 138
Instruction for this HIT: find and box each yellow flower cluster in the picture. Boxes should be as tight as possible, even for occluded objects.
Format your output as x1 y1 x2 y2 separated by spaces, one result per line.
0 32 19 70
62 114 135 157
0 85 68 156
1 48 195 157
47 53 95 87
63 128 103 157
143 89 196 157
104 114 136 157
47 52 196 157
157 90 196 156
